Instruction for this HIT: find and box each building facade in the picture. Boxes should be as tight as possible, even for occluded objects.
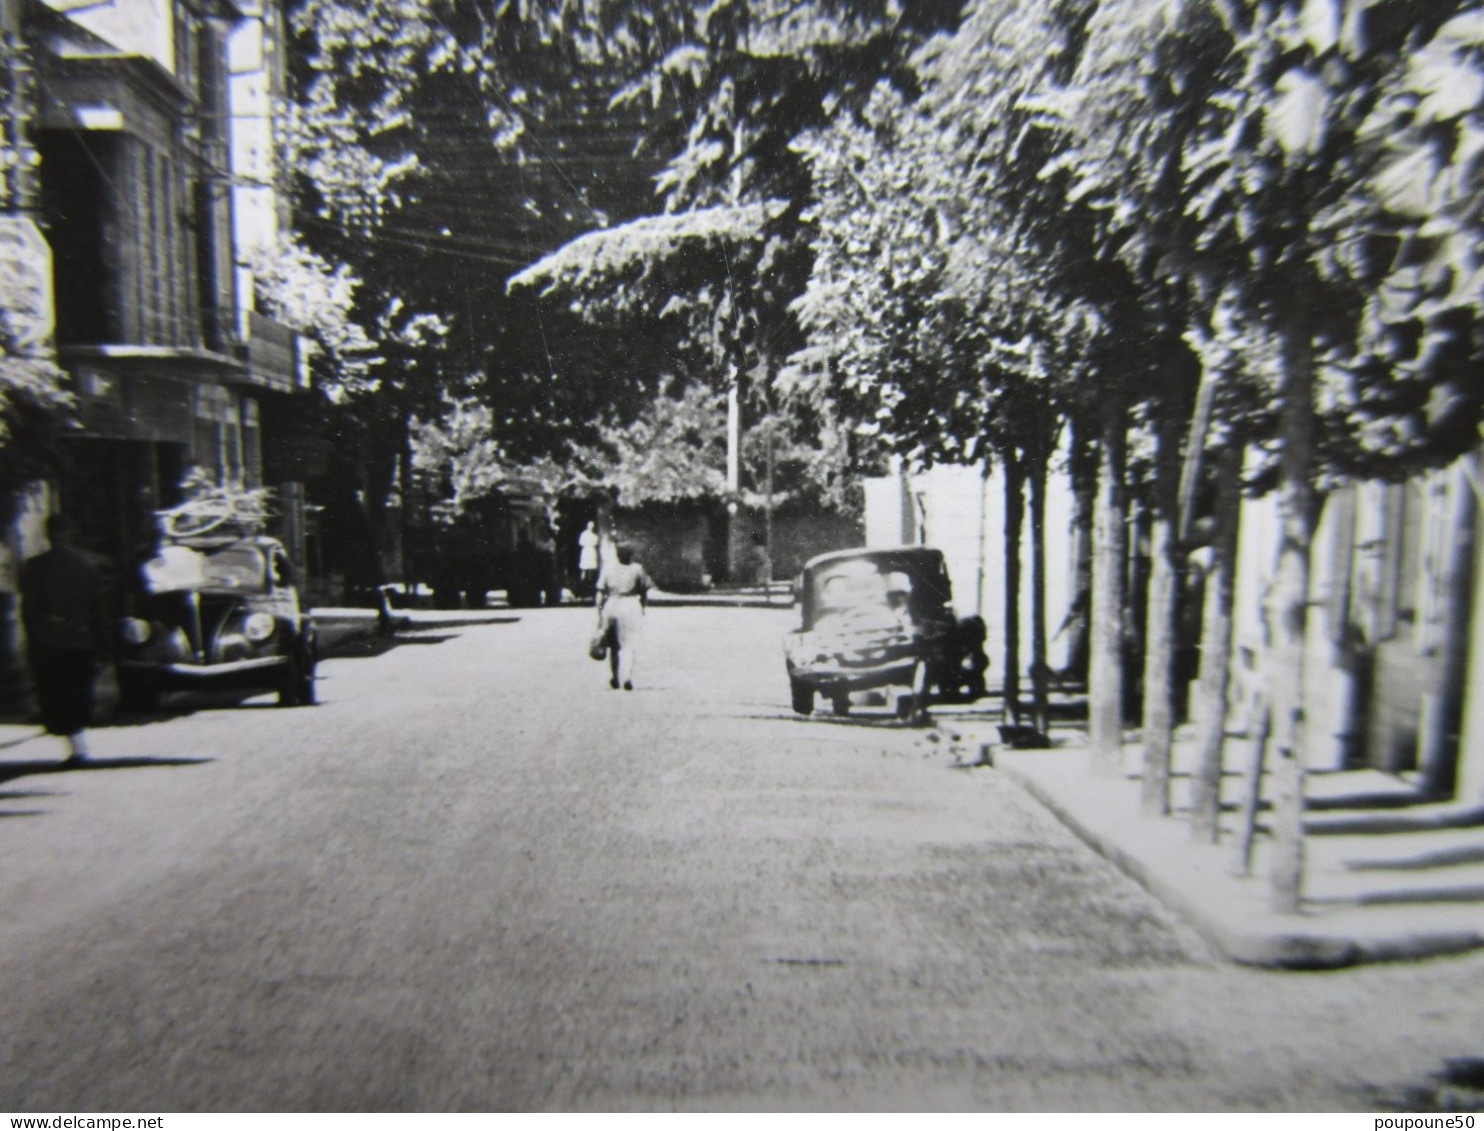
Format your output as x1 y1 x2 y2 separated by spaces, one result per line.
0 0 308 705
5 0 306 578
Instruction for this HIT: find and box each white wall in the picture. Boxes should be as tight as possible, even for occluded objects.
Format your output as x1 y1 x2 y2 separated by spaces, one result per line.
862 471 912 550
863 451 1077 675
229 2 279 338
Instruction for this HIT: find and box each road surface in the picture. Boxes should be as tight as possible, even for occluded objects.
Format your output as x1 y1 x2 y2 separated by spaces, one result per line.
1 605 1480 1111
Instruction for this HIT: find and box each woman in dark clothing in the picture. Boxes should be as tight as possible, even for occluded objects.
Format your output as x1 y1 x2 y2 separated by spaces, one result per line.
20 514 109 763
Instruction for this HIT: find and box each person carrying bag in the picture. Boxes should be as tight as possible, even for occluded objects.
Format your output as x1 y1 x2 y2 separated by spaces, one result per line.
593 543 651 690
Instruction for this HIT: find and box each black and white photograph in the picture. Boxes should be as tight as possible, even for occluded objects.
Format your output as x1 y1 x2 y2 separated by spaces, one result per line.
1 0 1483 1114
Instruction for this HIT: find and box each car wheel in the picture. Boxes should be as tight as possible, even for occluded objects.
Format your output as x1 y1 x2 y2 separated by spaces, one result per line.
297 651 318 706
963 667 987 701
118 670 159 714
280 633 318 707
898 661 930 725
790 677 814 716
831 693 851 716
278 654 305 707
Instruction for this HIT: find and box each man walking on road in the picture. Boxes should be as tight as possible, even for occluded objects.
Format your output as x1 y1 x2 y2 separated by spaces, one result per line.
20 514 109 764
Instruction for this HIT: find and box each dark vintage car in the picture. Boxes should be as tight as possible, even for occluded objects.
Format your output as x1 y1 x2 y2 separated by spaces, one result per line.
784 546 988 720
116 535 318 711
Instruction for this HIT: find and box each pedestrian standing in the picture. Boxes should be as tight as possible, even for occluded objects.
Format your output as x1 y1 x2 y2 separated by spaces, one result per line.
577 520 600 601
20 514 109 764
595 542 651 691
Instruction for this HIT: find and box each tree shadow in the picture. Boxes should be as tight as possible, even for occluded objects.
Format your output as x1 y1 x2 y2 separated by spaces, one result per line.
0 756 213 786
101 632 466 724
323 631 462 661
706 709 932 731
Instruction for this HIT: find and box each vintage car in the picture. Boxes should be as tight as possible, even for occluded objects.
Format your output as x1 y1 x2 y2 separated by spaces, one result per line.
116 535 318 711
784 547 988 719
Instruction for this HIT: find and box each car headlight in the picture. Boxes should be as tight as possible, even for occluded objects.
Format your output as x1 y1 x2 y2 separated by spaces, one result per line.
121 618 152 645
243 612 277 642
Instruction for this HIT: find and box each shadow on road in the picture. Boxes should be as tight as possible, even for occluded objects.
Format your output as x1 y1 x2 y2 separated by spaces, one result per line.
709 708 932 731
324 631 465 661
0 756 213 786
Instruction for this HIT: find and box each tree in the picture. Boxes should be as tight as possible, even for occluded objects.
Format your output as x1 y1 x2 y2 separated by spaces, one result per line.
410 391 508 521
278 0 657 576
1039 0 1484 906
567 380 729 508
789 0 1126 738
0 273 69 525
504 1 963 567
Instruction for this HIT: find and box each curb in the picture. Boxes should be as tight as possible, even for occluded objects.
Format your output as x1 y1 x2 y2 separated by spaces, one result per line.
998 752 1484 969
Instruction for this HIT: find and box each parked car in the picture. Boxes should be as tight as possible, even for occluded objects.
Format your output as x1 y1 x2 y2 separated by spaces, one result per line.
784 546 988 720
116 535 318 711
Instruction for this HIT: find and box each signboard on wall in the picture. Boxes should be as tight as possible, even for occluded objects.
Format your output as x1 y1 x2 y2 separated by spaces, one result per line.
0 216 54 354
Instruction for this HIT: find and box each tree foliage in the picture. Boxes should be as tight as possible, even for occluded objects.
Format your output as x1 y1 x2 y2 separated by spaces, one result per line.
0 272 70 519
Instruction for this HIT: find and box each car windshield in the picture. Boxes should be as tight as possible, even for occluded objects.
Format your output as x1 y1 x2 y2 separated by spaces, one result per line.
814 560 903 613
199 545 266 592
803 551 951 624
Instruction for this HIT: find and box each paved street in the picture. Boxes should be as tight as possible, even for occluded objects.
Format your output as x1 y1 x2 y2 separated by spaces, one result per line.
1 605 1481 1112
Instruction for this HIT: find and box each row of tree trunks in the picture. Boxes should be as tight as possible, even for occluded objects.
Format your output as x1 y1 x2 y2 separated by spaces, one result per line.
1024 328 1327 912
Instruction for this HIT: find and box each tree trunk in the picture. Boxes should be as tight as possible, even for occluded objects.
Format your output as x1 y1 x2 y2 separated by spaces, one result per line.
358 406 406 587
1267 315 1319 915
1002 444 1024 727
1178 362 1221 544
1064 414 1098 684
398 428 416 590
1419 454 1479 797
1141 401 1182 816
1090 393 1128 773
1029 443 1050 737
1190 440 1242 842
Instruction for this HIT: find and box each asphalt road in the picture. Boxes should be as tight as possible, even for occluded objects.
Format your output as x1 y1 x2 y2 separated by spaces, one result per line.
1 605 1481 1112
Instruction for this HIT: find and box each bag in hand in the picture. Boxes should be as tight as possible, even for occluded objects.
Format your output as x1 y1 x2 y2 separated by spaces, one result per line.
588 622 615 661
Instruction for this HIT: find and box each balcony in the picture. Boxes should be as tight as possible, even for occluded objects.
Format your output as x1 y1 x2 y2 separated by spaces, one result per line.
241 311 303 393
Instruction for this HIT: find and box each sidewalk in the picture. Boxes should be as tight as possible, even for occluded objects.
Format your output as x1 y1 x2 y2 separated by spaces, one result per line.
985 730 1484 968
